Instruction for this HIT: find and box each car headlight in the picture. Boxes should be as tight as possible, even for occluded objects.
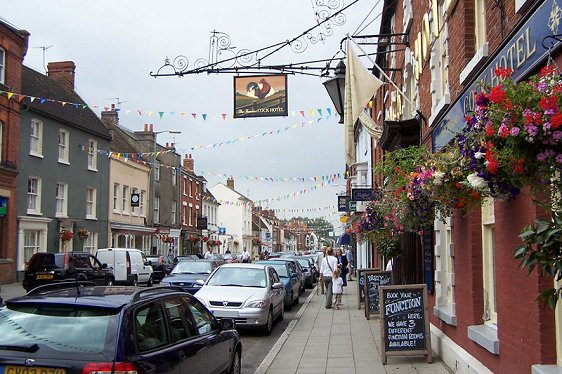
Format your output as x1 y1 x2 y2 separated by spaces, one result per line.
246 300 267 308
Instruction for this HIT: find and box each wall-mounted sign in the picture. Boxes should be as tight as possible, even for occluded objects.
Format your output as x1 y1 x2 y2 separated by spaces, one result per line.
234 74 288 118
218 227 226 235
351 188 380 201
130 193 140 207
347 200 357 211
338 196 349 212
196 217 208 230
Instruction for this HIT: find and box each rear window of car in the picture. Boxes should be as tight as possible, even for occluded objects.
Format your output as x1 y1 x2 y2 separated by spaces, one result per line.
27 254 60 271
172 261 213 274
0 304 118 353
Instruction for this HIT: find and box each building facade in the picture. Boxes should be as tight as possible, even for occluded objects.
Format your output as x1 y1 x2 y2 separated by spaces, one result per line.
17 62 111 272
368 0 561 372
179 154 203 256
0 19 28 284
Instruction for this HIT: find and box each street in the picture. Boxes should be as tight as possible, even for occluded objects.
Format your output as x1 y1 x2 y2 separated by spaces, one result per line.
239 287 314 374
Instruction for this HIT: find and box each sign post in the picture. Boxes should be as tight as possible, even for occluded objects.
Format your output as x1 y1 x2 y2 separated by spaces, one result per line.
379 284 432 364
363 271 392 319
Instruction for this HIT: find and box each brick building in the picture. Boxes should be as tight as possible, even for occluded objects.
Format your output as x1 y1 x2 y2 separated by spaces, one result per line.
0 19 28 284
367 0 561 372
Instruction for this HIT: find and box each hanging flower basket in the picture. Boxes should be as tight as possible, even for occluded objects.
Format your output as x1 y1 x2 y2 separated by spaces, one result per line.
59 229 73 242
77 228 89 240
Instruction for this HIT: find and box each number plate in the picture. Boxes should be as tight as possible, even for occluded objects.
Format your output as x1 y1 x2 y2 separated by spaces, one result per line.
36 274 54 280
2 366 66 374
213 310 239 318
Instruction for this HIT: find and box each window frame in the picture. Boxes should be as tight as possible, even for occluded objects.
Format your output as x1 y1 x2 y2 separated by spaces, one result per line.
171 201 177 225
0 47 4 84
83 232 98 254
481 197 497 326
153 197 160 224
122 185 130 215
171 168 177 187
87 139 97 171
30 119 43 158
113 183 120 212
86 187 97 220
55 182 68 218
27 177 42 215
58 129 70 164
155 161 161 182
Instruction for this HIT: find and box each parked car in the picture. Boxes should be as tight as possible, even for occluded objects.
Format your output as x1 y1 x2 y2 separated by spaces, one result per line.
222 253 239 263
302 254 320 280
0 283 241 374
96 248 153 286
161 260 221 294
194 263 285 334
23 252 115 292
291 257 315 288
271 258 305 294
255 260 300 309
174 254 199 264
146 255 174 283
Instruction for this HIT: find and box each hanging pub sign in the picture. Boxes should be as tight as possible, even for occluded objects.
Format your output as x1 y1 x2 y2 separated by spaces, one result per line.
234 74 288 118
363 270 392 319
338 195 349 212
379 284 432 364
196 217 208 230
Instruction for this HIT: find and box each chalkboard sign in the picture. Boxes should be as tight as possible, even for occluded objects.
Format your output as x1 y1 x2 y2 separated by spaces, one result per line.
363 271 392 319
379 284 432 364
356 268 378 309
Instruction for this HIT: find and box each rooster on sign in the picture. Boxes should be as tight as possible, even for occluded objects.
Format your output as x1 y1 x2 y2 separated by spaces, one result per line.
246 78 276 99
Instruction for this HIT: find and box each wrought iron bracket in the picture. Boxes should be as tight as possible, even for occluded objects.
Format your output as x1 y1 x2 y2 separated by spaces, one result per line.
542 34 562 50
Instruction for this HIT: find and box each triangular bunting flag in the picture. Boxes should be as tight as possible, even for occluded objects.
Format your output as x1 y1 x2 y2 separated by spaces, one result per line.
17 95 25 103
317 109 323 117
299 110 305 117
202 114 207 121
221 113 227 120
159 112 164 119
7 93 13 100
137 110 142 116
192 113 197 119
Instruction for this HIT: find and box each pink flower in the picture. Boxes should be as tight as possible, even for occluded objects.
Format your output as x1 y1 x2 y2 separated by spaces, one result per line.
510 127 520 136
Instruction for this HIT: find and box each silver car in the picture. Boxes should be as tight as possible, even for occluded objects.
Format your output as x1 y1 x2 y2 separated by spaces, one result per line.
194 263 285 334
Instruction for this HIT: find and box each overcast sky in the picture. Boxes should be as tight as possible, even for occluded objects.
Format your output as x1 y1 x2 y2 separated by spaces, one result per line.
2 0 382 231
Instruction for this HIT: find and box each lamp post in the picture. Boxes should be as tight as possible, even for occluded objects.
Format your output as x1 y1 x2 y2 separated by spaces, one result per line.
322 60 346 123
151 130 181 254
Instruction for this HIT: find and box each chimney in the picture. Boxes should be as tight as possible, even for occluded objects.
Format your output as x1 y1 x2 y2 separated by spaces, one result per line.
100 104 119 128
47 61 76 91
226 177 235 190
149 123 154 132
183 154 194 172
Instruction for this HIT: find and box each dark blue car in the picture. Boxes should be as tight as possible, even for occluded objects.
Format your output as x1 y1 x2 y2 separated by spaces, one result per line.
255 260 300 309
0 282 241 374
161 259 220 294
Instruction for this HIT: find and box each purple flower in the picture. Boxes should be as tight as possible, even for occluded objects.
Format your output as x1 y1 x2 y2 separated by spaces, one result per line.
510 127 520 136
553 131 562 141
537 152 549 161
557 154 562 163
525 124 538 137
537 81 548 92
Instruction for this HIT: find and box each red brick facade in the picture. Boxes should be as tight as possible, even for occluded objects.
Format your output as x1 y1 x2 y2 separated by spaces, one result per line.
0 21 28 284
371 0 559 371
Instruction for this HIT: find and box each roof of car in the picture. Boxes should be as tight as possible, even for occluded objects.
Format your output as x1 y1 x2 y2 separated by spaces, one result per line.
6 285 190 309
219 263 268 270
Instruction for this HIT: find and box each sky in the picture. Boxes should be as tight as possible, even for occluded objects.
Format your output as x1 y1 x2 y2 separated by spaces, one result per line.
1 0 382 231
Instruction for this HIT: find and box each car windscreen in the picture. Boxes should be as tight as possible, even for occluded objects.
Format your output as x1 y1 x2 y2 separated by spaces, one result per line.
207 267 266 287
0 304 118 354
172 261 213 274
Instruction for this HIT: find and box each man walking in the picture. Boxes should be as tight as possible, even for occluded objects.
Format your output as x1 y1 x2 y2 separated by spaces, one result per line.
241 247 251 263
345 247 354 281
316 246 327 294
319 247 338 309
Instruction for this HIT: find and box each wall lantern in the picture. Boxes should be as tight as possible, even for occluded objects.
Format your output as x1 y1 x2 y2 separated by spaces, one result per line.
322 60 346 124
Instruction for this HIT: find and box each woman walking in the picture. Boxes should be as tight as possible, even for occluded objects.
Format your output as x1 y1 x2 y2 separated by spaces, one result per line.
320 247 338 309
336 248 348 288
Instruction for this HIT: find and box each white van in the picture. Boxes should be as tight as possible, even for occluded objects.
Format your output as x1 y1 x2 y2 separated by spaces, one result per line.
96 248 153 286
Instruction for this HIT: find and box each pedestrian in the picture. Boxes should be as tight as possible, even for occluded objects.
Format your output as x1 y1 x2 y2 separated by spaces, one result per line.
386 258 394 271
332 268 343 309
345 247 354 281
204 247 213 260
241 247 251 263
320 247 338 309
336 248 348 288
316 246 327 294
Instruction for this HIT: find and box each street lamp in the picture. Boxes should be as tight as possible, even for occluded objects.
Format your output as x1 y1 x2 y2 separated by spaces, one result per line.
151 130 181 254
322 60 346 124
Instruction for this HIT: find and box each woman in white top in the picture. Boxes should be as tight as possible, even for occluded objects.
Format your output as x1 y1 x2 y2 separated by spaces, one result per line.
319 247 338 309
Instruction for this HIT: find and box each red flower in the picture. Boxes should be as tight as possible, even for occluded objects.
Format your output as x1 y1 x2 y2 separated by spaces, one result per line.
541 65 557 77
551 112 562 130
489 86 507 104
471 190 480 200
513 159 525 174
487 161 499 174
539 96 558 111
494 66 513 79
485 123 495 137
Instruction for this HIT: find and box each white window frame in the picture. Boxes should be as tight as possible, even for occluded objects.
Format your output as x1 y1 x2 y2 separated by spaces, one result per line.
0 47 4 84
481 197 497 326
189 179 193 197
122 185 129 215
155 161 161 181
55 182 68 218
87 139 97 171
195 182 200 200
171 201 177 225
113 183 120 212
183 176 188 196
58 129 70 164
433 214 456 325
23 229 41 266
153 197 160 224
27 177 41 215
188 204 193 226
140 190 146 217
86 187 97 219
474 0 487 52
30 119 43 158
171 168 177 186
83 232 98 254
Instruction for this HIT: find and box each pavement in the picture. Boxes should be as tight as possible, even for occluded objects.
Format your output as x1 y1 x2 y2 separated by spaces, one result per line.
255 279 453 374
1 279 453 374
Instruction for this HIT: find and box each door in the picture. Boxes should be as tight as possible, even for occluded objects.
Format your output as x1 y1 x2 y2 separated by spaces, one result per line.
187 297 230 374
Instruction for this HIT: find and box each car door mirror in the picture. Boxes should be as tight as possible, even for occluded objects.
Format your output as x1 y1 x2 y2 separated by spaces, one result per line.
272 282 283 290
220 318 236 330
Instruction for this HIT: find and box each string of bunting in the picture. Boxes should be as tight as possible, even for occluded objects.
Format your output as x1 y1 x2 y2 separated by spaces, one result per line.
199 171 343 183
78 118 329 161
0 90 334 121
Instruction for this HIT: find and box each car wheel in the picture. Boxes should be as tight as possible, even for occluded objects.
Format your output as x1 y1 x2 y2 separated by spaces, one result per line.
146 276 153 287
228 348 241 374
131 276 138 287
263 310 273 335
105 277 114 286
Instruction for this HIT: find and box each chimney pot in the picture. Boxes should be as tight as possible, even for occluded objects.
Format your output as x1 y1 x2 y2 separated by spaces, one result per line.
183 154 194 172
226 177 235 190
47 61 76 91
149 124 154 132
